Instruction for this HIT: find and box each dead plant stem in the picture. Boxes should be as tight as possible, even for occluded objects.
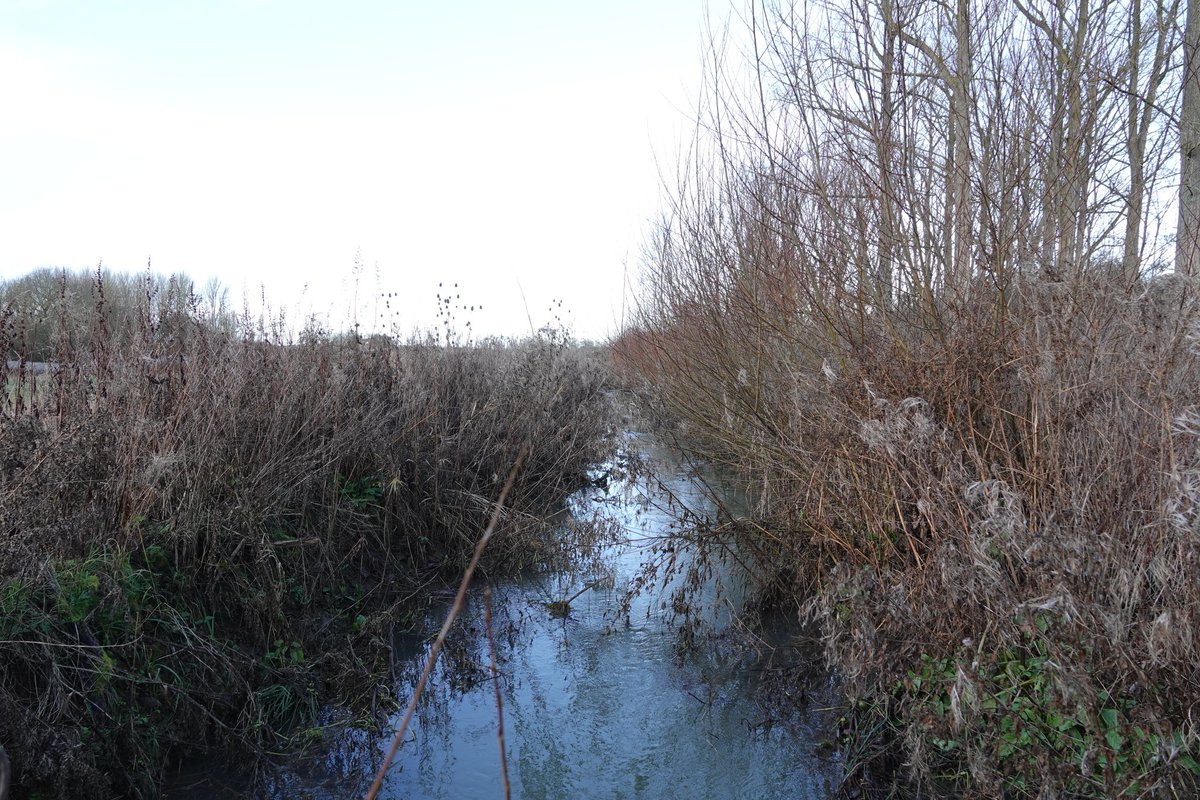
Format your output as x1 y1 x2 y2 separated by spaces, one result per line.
364 450 526 800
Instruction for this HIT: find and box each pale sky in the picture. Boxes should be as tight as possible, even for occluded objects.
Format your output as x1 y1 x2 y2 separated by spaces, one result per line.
0 1 712 340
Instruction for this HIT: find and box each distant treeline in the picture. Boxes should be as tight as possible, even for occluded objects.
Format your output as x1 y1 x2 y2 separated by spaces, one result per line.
0 267 237 361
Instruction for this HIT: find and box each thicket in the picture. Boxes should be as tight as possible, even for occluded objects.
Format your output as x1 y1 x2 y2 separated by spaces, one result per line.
0 270 615 797
616 1 1200 796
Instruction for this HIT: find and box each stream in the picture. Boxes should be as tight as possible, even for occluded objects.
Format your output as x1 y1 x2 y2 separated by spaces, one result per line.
173 430 839 799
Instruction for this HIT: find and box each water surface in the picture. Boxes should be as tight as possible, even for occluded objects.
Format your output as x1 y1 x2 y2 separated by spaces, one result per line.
192 431 840 799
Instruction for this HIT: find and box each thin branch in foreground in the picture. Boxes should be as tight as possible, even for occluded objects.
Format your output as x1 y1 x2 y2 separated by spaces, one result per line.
364 450 527 800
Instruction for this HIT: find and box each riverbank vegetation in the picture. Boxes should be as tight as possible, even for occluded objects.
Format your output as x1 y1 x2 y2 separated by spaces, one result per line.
616 1 1200 796
0 268 616 797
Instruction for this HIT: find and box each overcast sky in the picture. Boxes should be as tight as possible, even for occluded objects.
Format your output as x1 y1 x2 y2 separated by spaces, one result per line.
0 1 713 340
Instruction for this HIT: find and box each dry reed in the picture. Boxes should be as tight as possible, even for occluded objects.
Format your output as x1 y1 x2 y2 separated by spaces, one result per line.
0 270 616 798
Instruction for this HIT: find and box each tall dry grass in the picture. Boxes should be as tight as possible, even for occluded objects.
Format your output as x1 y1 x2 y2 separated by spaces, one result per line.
0 271 615 798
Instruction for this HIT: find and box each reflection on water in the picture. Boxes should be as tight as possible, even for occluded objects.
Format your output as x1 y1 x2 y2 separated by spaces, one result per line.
269 431 838 799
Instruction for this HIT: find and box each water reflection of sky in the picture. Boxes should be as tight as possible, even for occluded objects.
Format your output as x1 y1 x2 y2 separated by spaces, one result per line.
279 431 839 799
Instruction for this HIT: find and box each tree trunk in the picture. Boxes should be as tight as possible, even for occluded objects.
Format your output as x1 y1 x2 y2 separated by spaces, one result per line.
1179 0 1200 277
876 0 898 304
950 0 973 292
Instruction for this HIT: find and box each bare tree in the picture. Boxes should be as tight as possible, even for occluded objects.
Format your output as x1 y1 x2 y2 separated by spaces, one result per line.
1120 0 1183 283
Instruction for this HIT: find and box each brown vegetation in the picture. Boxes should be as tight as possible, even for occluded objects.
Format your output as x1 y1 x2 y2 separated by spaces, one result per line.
616 1 1200 796
0 269 615 797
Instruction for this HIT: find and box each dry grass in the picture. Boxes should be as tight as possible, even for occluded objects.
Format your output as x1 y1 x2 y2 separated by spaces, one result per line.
0 273 616 798
618 258 1200 798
